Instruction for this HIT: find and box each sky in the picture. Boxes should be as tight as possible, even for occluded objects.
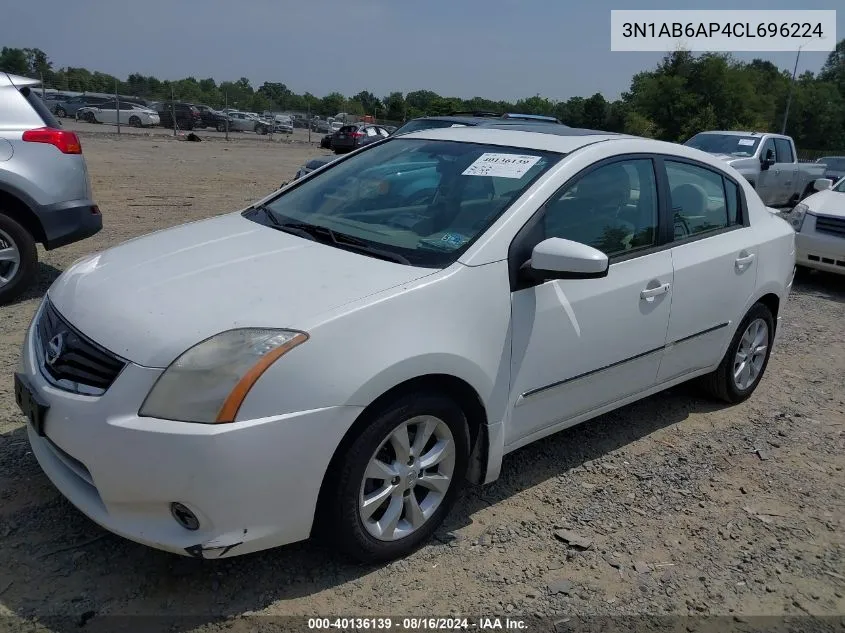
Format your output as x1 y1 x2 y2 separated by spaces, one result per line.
1 0 841 102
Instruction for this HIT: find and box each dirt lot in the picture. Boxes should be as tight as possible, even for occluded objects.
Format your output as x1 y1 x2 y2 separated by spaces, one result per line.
0 128 843 631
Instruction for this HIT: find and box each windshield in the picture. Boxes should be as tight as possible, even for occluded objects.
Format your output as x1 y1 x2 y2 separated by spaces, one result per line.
834 178 845 193
685 133 761 157
394 119 470 136
253 139 560 268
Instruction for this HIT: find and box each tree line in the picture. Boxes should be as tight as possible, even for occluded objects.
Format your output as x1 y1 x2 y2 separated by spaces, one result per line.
2 42 844 151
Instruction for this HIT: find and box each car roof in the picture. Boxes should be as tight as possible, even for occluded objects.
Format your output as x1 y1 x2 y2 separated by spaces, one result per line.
399 125 628 153
697 130 790 140
1 72 40 88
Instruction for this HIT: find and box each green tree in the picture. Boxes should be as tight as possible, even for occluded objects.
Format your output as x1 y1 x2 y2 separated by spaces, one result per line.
0 47 30 75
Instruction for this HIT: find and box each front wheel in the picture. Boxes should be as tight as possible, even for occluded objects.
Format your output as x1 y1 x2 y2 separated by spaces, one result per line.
699 303 774 403
128 116 142 127
321 392 470 563
0 214 38 305
55 107 66 118
256 124 268 135
216 122 226 132
84 111 96 123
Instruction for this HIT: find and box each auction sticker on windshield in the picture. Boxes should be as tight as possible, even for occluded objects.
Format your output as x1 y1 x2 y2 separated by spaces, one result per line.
738 139 756 146
463 153 541 178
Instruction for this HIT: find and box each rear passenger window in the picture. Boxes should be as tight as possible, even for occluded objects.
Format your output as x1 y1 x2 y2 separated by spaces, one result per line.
774 138 794 163
666 161 729 239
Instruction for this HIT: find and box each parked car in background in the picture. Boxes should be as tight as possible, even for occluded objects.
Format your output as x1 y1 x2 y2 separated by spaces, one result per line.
0 72 101 304
816 156 845 183
226 111 266 133
155 102 202 130
76 100 160 127
684 131 827 208
193 105 229 131
319 133 332 149
330 121 343 133
331 123 391 154
53 95 111 118
311 118 331 133
783 175 845 275
14 124 794 562
290 154 338 183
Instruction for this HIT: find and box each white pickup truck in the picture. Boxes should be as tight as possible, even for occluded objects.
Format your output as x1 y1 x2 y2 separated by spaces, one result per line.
685 131 827 208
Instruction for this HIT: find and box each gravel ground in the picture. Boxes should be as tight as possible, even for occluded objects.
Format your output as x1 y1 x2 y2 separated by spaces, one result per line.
0 129 843 632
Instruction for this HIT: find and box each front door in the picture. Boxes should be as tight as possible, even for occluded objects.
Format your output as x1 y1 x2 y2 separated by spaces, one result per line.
756 137 779 206
507 157 673 447
658 158 758 382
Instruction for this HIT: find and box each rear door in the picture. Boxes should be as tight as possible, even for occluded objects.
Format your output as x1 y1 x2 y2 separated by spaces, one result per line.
657 157 758 382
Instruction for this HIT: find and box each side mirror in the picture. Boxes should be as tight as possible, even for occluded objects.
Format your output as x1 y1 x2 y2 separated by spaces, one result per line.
761 150 776 170
523 237 609 282
813 178 833 192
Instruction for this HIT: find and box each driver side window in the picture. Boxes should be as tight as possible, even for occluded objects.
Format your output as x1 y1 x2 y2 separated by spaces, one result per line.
541 158 658 258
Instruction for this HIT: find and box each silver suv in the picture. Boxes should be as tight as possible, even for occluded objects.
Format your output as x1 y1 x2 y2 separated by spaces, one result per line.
0 72 102 304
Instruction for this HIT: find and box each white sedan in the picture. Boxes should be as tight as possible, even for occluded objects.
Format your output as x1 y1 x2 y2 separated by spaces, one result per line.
14 126 795 562
77 100 160 127
784 176 845 275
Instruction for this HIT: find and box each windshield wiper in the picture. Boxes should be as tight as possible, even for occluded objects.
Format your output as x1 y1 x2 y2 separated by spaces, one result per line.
280 222 411 265
249 208 410 264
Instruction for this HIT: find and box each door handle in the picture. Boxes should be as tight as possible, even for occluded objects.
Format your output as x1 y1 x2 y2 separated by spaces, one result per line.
640 283 670 300
735 253 755 269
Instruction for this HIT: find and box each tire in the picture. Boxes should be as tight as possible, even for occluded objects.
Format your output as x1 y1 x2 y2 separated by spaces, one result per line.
128 116 142 128
0 214 38 306
699 302 775 404
216 122 226 132
55 107 66 118
320 391 470 563
256 124 267 135
84 111 96 123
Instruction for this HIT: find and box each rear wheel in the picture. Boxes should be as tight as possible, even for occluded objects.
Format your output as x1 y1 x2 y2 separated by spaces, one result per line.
0 214 37 305
321 392 470 563
699 303 774 403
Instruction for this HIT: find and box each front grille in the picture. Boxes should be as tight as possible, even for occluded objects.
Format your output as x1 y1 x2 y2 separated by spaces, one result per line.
36 300 126 394
815 214 845 237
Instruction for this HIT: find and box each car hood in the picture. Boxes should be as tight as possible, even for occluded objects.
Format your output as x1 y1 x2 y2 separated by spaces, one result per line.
805 189 845 219
47 212 436 367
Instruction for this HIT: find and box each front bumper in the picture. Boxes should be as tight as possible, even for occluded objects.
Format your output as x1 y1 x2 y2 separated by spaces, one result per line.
796 230 845 275
18 305 363 558
36 199 102 250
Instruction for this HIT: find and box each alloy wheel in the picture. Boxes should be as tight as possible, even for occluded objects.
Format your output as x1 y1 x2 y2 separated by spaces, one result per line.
358 415 456 541
733 318 769 390
0 228 21 289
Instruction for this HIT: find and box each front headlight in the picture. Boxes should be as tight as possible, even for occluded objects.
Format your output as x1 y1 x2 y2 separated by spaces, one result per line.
139 328 308 424
787 203 808 231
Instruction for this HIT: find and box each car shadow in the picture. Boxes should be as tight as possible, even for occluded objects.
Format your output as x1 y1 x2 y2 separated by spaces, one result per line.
5 262 63 307
0 384 727 632
792 268 845 304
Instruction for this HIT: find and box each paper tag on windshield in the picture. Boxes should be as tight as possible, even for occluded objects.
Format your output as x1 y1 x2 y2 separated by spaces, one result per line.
737 138 756 146
463 153 541 179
